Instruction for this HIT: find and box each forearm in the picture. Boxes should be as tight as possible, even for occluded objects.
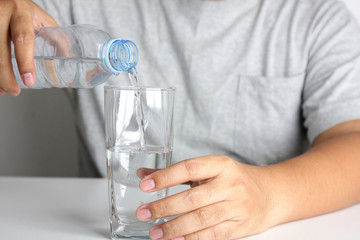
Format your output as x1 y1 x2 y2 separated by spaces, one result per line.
267 132 360 225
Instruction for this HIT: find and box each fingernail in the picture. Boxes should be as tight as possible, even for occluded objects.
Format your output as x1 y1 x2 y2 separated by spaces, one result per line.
22 72 34 86
172 237 185 240
140 179 155 191
137 207 151 221
150 227 163 240
9 92 19 97
0 89 4 96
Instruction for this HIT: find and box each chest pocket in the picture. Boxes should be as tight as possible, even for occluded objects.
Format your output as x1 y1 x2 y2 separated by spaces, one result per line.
233 74 309 165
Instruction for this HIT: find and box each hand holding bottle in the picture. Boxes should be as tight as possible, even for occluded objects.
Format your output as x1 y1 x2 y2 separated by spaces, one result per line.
0 0 57 96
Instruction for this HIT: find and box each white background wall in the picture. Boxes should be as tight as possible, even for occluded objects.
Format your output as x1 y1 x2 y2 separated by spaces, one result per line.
0 0 359 177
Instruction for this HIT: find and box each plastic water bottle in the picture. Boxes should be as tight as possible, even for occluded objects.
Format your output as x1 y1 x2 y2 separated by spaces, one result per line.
11 24 138 89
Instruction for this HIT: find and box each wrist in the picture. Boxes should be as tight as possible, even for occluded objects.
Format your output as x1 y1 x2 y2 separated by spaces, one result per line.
257 164 296 228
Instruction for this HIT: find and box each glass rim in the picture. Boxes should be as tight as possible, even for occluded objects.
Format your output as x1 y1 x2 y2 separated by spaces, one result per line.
104 85 176 91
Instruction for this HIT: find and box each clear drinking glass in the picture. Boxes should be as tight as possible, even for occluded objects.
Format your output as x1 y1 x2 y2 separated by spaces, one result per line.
104 86 175 239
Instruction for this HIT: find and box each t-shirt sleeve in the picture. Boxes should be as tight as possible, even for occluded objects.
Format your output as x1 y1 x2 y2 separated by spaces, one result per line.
32 0 73 25
303 1 360 144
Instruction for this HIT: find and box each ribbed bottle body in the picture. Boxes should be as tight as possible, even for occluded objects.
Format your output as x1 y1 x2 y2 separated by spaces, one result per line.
12 24 138 89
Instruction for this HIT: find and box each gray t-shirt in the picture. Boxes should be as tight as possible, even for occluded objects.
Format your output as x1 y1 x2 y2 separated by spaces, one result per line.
34 0 360 177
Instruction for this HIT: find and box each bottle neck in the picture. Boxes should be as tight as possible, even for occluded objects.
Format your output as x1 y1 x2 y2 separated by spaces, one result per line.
102 39 138 74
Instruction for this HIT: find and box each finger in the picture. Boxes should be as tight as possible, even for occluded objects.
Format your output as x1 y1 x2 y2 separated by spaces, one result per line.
148 201 237 240
0 7 20 94
136 168 160 179
10 4 36 87
137 180 227 220
139 155 227 192
31 1 58 29
137 169 195 186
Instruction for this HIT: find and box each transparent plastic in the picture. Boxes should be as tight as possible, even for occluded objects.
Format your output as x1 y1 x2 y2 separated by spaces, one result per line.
11 24 138 89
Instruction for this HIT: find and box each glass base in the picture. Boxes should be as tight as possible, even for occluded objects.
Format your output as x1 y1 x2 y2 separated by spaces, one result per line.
112 233 150 240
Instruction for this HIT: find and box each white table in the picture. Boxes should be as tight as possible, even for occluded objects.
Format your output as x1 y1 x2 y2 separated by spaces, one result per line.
0 177 359 240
